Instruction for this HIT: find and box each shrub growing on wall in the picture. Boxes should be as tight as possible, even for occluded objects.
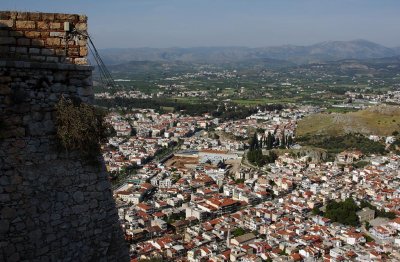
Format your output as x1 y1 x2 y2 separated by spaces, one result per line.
55 97 109 159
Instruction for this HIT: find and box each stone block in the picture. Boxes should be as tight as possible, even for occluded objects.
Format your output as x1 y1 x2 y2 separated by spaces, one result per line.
1 207 16 219
0 76 12 83
49 32 65 37
41 48 55 55
77 39 87 46
0 20 13 28
0 46 9 53
42 13 55 21
54 49 65 56
49 22 60 30
0 30 9 37
75 23 87 31
15 47 28 54
74 58 88 65
46 56 59 63
53 72 67 82
0 84 12 95
37 21 49 30
17 38 30 46
56 14 78 21
60 39 75 46
17 12 29 20
0 220 10 233
9 31 23 37
46 38 61 46
24 31 41 38
68 47 79 56
0 36 16 45
7 253 20 262
79 47 88 56
30 54 45 62
29 48 40 54
31 39 44 47
28 12 41 21
73 191 84 203
50 83 64 92
16 21 36 29
82 76 92 86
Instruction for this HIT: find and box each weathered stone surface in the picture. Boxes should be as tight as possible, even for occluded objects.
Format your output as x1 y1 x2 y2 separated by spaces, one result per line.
17 38 31 45
0 10 129 262
75 23 87 31
16 20 36 29
0 20 13 27
0 84 12 94
1 207 17 219
72 191 84 203
46 38 60 46
49 22 61 30
37 21 49 30
25 31 41 38
0 220 10 233
0 36 16 45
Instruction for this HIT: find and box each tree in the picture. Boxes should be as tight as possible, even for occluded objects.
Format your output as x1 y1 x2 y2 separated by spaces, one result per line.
312 206 322 216
324 198 360 226
249 132 259 150
280 134 286 149
287 135 293 147
232 227 246 237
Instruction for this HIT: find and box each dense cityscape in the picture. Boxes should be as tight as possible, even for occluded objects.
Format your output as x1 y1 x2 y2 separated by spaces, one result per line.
2 1 400 261
97 61 400 261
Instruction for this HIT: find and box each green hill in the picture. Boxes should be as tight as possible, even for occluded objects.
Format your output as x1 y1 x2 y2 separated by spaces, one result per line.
297 105 400 137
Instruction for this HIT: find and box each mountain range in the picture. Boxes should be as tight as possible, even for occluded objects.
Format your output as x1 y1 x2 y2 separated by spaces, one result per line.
97 40 400 65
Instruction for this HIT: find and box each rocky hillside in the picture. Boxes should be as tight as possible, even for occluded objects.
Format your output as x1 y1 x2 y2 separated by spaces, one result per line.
296 105 400 137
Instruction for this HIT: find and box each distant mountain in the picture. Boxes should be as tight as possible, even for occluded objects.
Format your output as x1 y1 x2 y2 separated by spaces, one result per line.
392 46 400 55
96 40 399 65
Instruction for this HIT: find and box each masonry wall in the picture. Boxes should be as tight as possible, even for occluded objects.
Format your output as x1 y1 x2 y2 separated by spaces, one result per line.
0 11 129 262
0 11 88 65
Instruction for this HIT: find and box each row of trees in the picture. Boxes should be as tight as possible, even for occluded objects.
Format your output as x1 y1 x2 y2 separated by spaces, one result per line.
95 97 269 121
248 133 279 166
247 149 278 167
249 131 294 150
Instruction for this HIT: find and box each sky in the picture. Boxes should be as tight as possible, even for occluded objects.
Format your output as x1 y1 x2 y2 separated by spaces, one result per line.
2 0 400 48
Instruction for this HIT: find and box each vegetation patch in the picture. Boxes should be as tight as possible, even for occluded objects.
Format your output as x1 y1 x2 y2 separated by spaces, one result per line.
55 97 110 160
297 133 386 156
360 201 396 219
324 198 360 226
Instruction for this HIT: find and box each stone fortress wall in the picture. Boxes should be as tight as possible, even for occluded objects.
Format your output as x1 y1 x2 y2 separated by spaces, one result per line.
0 11 129 261
0 11 89 64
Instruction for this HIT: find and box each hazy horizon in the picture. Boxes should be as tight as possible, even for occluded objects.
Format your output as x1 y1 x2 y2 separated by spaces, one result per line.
3 0 400 49
97 39 397 50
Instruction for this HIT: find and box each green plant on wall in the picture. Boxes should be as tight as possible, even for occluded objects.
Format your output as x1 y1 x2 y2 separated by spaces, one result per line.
55 97 110 160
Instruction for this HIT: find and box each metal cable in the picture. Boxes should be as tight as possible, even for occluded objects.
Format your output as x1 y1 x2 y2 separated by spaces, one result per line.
71 29 117 91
